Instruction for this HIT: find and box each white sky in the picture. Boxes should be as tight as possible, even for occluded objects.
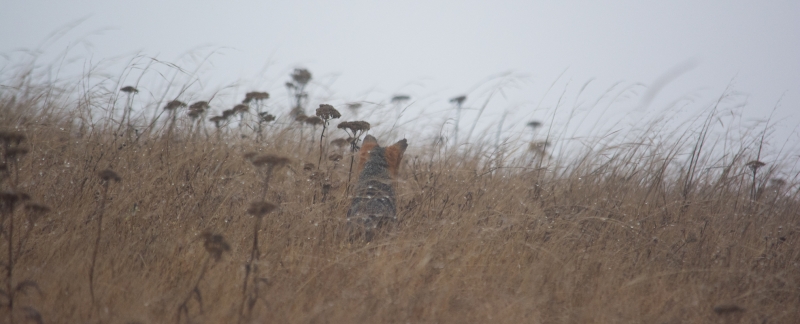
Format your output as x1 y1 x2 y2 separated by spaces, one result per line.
2 0 799 155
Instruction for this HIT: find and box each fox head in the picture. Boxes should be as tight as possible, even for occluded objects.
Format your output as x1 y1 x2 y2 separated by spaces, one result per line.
357 135 408 178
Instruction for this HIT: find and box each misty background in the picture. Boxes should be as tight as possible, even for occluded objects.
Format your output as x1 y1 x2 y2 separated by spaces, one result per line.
2 0 798 157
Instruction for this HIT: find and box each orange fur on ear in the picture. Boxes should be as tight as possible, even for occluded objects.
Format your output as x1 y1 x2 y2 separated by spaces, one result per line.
384 139 408 178
357 135 379 172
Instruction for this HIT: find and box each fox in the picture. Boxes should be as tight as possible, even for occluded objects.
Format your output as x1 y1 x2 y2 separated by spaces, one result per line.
347 135 408 241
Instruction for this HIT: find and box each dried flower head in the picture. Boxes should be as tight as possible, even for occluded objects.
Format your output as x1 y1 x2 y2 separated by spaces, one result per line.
304 116 323 126
0 191 29 206
189 101 209 110
746 160 766 172
337 121 370 133
316 104 341 120
291 68 312 86
770 178 787 187
529 141 549 150
5 147 29 159
391 95 411 103
259 112 276 122
449 95 467 105
527 121 543 129
328 153 343 162
295 114 308 123
244 91 270 104
713 304 745 315
0 131 26 144
98 169 121 182
330 138 349 148
209 116 226 124
285 82 295 89
222 109 236 118
187 109 202 119
233 104 249 113
120 86 139 94
290 106 305 119
247 201 277 218
251 154 290 168
24 202 50 214
164 100 187 110
200 231 230 261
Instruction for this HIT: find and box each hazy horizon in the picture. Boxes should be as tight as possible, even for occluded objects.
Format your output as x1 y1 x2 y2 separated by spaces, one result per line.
2 0 798 153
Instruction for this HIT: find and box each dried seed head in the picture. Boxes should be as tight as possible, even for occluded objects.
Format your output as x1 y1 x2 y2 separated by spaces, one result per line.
285 82 295 89
164 100 187 110
189 101 209 110
0 191 19 205
295 114 308 123
316 104 341 120
328 153 343 162
259 112 276 122
291 68 312 86
449 95 467 105
290 106 306 119
98 169 121 182
222 109 236 118
0 191 29 206
251 154 290 168
209 116 226 124
527 121 542 129
713 304 744 315
5 147 29 159
187 109 202 119
120 86 139 94
304 116 323 126
200 232 230 261
770 178 787 187
330 138 349 148
247 201 277 217
746 160 766 172
244 91 270 104
0 131 26 144
337 121 370 133
24 202 50 214
391 95 410 103
233 104 249 113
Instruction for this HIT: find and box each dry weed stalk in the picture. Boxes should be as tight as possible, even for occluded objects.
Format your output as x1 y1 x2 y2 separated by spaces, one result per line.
89 169 120 307
337 121 371 184
176 232 230 324
0 132 45 324
239 201 277 323
239 154 287 321
315 104 341 169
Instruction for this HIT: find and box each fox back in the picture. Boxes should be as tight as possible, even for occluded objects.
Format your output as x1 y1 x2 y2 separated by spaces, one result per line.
347 135 407 240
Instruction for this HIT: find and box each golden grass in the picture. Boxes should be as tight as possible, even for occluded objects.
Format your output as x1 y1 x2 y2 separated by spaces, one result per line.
0 69 798 324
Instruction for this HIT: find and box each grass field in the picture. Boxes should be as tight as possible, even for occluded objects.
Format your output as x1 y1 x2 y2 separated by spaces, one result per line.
0 62 798 323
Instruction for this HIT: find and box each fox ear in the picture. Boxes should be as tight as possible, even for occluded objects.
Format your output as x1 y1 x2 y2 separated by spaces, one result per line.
385 139 408 178
357 135 379 172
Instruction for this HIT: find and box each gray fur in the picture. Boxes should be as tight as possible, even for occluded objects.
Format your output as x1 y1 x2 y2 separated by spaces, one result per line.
347 145 399 240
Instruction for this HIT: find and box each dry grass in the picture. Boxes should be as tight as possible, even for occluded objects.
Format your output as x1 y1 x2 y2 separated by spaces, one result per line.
0 62 798 324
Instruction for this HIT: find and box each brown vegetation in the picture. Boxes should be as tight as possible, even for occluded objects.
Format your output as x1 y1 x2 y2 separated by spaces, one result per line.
0 63 797 323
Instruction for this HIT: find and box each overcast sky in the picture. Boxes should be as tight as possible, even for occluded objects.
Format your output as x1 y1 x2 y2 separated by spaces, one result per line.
2 0 799 154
